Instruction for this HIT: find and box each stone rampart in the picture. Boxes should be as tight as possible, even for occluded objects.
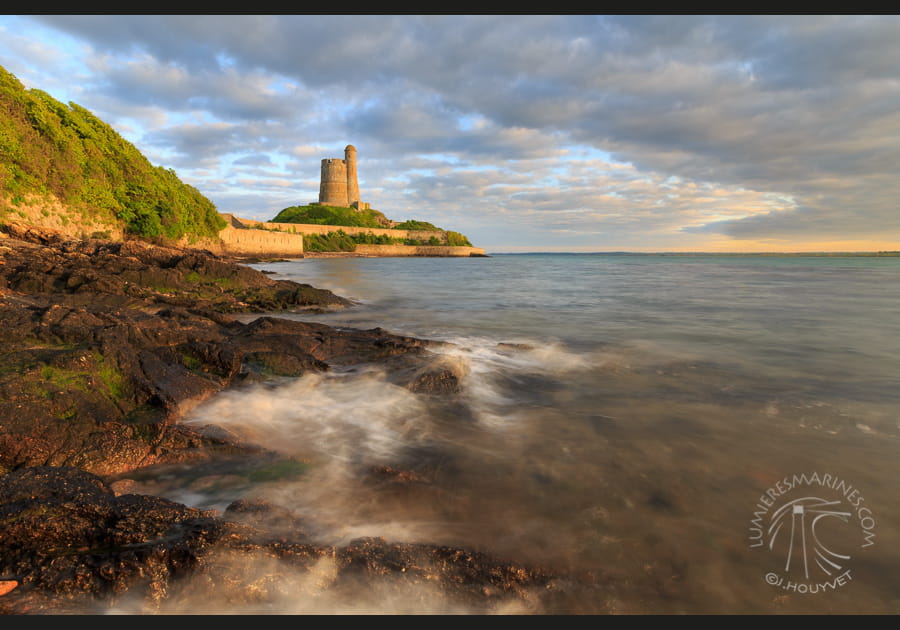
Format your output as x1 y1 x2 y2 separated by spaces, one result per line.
354 244 486 257
185 224 304 258
230 216 447 243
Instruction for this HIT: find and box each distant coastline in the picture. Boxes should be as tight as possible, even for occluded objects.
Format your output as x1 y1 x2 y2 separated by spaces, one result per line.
487 251 900 257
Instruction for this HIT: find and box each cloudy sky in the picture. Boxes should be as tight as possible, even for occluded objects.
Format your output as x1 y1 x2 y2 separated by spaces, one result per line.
2 14 899 252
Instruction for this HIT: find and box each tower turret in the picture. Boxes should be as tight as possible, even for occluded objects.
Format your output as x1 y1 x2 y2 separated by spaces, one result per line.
345 144 359 208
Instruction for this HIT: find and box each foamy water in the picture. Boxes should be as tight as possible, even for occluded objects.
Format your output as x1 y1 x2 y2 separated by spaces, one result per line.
131 253 900 613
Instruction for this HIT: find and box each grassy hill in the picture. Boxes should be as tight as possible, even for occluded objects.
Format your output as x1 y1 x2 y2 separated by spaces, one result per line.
0 64 225 241
271 204 395 229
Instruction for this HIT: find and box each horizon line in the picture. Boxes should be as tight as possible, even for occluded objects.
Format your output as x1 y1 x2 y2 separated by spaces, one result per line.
483 250 900 256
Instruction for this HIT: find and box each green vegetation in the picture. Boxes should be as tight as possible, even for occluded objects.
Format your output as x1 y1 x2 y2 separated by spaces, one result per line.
245 458 309 482
179 351 203 372
393 219 440 231
302 230 358 252
271 204 392 228
30 351 125 403
39 364 90 394
302 229 461 252
181 269 238 293
93 352 127 400
56 408 78 421
445 230 473 247
0 64 225 240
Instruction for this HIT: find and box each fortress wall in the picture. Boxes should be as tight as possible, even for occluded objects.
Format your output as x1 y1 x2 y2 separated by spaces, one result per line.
354 244 486 257
234 218 448 243
214 215 481 256
182 218 488 258
192 225 305 257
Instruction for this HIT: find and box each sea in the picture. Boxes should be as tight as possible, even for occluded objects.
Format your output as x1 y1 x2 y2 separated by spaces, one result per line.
125 253 900 614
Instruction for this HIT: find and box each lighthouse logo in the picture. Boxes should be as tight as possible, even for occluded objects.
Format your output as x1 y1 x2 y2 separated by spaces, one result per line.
749 473 875 594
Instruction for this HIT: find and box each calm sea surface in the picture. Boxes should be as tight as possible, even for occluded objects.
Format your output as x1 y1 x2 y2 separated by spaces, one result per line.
131 253 900 613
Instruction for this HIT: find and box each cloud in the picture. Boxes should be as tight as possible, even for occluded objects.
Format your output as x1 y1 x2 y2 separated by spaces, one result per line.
3 14 899 250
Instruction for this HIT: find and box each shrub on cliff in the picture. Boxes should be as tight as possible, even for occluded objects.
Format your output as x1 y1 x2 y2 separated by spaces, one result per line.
0 65 225 240
393 219 440 231
303 230 426 251
445 231 473 247
302 230 358 252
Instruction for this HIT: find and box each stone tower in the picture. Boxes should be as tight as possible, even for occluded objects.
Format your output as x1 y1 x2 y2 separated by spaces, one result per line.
318 144 362 208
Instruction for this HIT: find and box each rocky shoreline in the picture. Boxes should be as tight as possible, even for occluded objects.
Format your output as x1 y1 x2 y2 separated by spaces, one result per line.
0 223 594 614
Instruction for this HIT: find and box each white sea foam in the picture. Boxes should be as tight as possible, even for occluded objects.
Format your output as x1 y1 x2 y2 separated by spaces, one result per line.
185 369 432 468
186 332 603 452
430 334 593 371
419 335 604 428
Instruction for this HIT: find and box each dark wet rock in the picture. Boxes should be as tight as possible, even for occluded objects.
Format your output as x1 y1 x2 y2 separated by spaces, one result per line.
406 365 464 395
233 317 430 367
646 489 678 513
0 226 452 476
497 342 535 351
374 351 469 395
587 414 624 436
223 499 310 537
241 351 326 377
369 465 431 485
0 466 223 613
0 466 563 614
0 222 352 314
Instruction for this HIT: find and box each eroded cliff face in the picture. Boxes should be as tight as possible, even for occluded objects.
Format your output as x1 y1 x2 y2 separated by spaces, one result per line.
0 195 126 241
